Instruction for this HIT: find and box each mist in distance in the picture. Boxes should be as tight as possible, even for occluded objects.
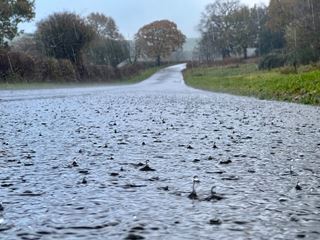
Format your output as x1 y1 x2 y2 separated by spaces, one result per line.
19 0 269 38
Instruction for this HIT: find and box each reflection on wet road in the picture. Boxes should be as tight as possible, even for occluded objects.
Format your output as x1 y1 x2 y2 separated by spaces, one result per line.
1 64 320 239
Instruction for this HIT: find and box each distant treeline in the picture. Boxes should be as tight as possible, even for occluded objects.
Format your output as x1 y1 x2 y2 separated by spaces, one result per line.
0 9 141 83
196 0 320 69
0 1 185 83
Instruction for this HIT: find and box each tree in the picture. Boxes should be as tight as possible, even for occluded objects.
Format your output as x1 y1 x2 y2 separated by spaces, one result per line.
286 1 319 51
248 5 283 55
86 12 123 40
35 12 95 66
135 20 186 65
197 31 217 62
258 28 285 55
85 38 129 67
268 0 320 63
0 0 35 48
11 33 43 56
199 0 240 59
85 12 129 67
229 6 257 59
267 0 296 33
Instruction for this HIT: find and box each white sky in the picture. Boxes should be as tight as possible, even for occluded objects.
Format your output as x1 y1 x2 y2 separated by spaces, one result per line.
19 0 269 39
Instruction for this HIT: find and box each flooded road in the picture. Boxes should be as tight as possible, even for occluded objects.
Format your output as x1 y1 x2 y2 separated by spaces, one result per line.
1 64 320 240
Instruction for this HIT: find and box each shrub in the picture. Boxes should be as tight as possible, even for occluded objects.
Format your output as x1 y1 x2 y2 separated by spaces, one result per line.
85 38 129 67
118 63 145 78
314 62 320 70
258 53 286 70
287 48 319 66
35 57 60 81
81 63 149 82
82 64 117 82
279 66 297 74
186 58 245 69
0 51 35 82
34 57 78 82
299 64 316 73
58 59 77 82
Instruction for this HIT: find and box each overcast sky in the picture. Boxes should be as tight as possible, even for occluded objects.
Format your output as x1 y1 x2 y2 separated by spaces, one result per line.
20 0 269 39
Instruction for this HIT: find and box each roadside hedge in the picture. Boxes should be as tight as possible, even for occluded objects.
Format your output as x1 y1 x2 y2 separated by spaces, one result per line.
0 50 152 83
0 51 35 82
258 53 286 70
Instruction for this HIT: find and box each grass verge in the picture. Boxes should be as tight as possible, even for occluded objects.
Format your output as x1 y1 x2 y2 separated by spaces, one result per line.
118 66 164 84
184 63 320 105
0 66 164 90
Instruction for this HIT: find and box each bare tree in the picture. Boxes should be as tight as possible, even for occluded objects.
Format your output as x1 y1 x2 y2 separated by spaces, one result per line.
86 13 123 40
198 0 240 60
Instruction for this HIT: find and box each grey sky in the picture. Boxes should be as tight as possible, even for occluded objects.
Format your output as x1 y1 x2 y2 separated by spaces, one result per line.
20 0 269 39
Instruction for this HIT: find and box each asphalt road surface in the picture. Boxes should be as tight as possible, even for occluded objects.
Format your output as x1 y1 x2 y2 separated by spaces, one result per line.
1 64 319 240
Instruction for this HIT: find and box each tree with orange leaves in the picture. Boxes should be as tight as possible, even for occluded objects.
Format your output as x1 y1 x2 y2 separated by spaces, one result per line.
135 20 186 66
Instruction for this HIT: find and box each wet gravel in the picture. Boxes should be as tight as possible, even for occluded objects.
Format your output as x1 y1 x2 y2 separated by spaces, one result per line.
0 64 320 240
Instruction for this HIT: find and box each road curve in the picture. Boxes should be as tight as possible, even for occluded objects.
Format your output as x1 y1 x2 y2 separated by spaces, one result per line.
0 64 320 239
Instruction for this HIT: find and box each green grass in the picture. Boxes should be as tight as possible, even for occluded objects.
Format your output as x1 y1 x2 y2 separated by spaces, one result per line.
184 64 320 105
0 66 163 90
118 66 164 84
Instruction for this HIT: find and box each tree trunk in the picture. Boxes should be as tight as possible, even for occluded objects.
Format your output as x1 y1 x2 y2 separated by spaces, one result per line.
243 47 248 59
156 55 161 66
222 48 230 60
221 50 226 60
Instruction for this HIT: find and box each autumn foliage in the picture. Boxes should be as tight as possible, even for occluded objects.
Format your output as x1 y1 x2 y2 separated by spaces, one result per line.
0 0 35 48
135 20 186 65
1 6 186 83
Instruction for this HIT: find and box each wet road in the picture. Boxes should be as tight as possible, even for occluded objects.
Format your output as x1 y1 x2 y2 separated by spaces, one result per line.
0 64 320 240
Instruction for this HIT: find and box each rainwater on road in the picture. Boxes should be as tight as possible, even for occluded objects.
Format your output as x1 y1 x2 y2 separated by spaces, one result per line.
0 64 319 239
